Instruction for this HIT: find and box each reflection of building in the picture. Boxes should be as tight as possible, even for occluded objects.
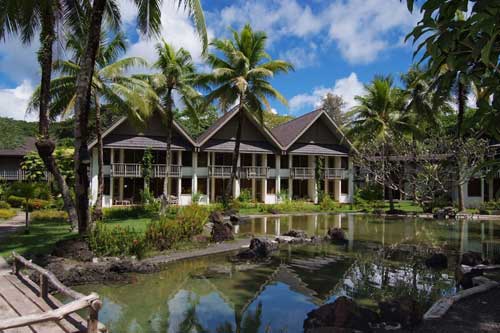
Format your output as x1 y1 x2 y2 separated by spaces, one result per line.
85 108 354 206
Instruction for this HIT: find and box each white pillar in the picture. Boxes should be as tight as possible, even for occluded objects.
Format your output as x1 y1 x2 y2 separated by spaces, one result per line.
119 149 124 201
262 154 267 203
192 152 198 195
324 157 329 196
334 156 341 201
177 151 182 202
288 155 293 200
348 157 354 203
309 155 318 203
251 153 256 201
275 155 281 202
110 148 114 206
90 147 98 205
211 153 216 202
234 154 241 198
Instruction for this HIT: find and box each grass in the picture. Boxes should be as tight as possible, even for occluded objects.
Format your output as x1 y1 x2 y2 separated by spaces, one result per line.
0 220 77 259
103 217 152 233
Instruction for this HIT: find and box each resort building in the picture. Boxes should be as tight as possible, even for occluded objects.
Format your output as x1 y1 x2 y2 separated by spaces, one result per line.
87 108 355 207
0 137 47 181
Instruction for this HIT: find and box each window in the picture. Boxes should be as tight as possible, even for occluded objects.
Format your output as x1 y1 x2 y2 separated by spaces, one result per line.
341 157 348 169
341 179 349 194
103 149 111 164
104 177 110 195
267 179 276 194
198 152 208 167
197 178 207 194
267 155 276 168
181 178 192 194
241 154 252 166
280 155 289 169
468 178 481 197
182 151 192 166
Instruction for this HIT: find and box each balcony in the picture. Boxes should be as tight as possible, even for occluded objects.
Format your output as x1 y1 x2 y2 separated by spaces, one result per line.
209 166 233 178
324 168 349 180
0 170 49 181
241 166 269 179
291 167 315 179
110 163 181 178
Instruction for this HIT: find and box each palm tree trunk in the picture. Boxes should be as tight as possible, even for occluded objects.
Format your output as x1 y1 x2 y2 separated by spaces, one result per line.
163 88 174 199
36 3 78 228
456 78 466 211
73 0 106 234
92 98 104 222
225 97 244 202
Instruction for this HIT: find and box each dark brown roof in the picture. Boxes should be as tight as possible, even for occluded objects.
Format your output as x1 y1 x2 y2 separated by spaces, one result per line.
0 137 37 156
288 143 348 156
103 135 193 151
201 139 276 154
271 109 322 147
196 108 236 144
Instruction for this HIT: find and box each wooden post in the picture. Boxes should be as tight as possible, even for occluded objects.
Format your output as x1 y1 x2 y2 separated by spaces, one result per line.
40 274 48 299
13 258 20 275
87 300 102 333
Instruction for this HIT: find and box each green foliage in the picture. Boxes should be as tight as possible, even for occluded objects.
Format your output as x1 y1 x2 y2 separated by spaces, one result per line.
20 149 74 185
0 209 16 220
479 200 500 214
88 222 146 258
102 206 151 220
145 204 209 251
237 189 253 203
0 118 36 149
21 152 46 182
191 192 202 204
31 210 68 223
141 147 154 182
0 201 11 209
319 195 339 211
6 196 24 208
262 200 318 214
357 183 384 201
175 103 219 139
263 112 294 129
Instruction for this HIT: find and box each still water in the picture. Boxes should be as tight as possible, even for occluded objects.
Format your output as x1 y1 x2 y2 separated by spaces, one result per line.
76 214 500 333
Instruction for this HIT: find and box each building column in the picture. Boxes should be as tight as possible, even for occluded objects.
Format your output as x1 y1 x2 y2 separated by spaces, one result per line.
177 151 182 201
234 154 241 198
261 154 267 203
192 152 198 195
251 153 256 201
288 154 293 200
211 153 216 202
334 156 341 201
309 155 318 203
110 148 114 206
275 155 281 202
348 157 354 203
119 149 124 201
90 147 98 205
324 157 329 196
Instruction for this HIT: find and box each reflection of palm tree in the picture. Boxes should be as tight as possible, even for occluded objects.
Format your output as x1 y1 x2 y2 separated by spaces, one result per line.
241 302 263 333
179 293 208 333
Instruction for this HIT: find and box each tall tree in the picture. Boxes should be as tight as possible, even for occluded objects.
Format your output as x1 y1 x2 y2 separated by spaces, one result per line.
349 76 412 211
0 0 83 226
28 31 155 222
203 24 293 201
321 93 346 127
72 0 207 234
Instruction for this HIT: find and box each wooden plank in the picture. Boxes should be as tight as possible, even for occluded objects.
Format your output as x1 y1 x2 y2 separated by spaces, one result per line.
5 275 85 333
0 293 32 333
0 276 67 333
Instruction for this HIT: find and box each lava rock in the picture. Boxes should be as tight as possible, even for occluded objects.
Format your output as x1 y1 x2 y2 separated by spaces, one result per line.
456 265 484 289
460 251 485 267
283 230 308 238
379 296 423 328
327 227 347 244
433 207 457 220
237 238 278 259
52 239 94 262
229 214 241 224
303 296 379 332
425 253 448 269
209 211 224 224
211 221 234 243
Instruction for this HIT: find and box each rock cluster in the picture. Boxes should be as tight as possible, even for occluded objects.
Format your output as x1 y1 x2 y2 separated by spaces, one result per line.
433 206 457 219
236 238 278 260
326 227 347 244
210 211 234 242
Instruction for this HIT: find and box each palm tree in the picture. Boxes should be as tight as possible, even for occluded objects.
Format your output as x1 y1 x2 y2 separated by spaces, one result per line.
71 0 207 234
349 76 411 211
140 40 200 199
29 31 155 223
203 24 293 201
0 0 88 226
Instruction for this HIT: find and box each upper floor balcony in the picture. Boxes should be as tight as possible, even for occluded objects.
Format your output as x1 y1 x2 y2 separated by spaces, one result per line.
0 169 49 181
324 168 350 180
291 167 315 179
110 163 181 178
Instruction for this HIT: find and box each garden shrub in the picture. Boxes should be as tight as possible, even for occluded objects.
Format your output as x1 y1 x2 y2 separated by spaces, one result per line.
319 195 339 211
357 183 384 201
262 200 318 214
237 189 252 203
31 210 68 223
88 222 146 258
6 196 49 210
7 195 24 208
0 201 11 209
0 209 16 219
102 206 150 220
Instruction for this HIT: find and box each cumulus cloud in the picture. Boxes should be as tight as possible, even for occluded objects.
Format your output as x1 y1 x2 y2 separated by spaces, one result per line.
289 72 365 113
0 80 37 121
279 45 319 69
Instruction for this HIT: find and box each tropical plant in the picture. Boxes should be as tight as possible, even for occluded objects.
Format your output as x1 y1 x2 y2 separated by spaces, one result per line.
203 24 293 200
175 99 219 138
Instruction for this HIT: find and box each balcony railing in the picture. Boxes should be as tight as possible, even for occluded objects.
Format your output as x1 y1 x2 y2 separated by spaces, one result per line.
241 166 269 179
111 163 181 178
0 170 49 181
324 168 349 179
291 167 315 179
209 166 233 178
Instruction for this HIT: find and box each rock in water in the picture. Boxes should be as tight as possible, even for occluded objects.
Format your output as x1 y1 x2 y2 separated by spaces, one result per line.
303 296 379 332
283 230 308 238
237 238 278 259
425 253 448 269
211 221 234 242
379 297 423 328
327 227 347 244
460 251 485 266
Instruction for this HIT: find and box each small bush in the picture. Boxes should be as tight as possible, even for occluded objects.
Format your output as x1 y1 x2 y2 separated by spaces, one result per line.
237 189 252 203
479 200 500 211
319 195 339 211
0 201 11 209
7 195 24 208
0 209 16 219
31 210 68 223
102 206 150 220
357 183 384 201
88 222 146 258
6 196 49 210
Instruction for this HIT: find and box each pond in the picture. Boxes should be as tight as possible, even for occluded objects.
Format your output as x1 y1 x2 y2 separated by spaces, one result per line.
76 214 500 333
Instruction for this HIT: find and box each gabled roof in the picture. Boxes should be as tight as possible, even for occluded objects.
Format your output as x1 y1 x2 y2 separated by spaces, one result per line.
196 107 284 151
0 137 37 156
271 108 354 152
88 116 197 150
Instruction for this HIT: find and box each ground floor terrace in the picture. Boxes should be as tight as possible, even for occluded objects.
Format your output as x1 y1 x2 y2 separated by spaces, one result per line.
90 148 354 207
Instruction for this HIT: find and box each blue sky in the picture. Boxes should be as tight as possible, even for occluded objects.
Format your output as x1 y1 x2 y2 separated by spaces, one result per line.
0 0 420 121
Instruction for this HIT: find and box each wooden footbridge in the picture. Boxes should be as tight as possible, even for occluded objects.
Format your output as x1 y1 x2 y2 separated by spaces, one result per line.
0 253 106 333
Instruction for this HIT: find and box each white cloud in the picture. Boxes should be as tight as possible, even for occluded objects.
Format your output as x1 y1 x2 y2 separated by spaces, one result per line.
289 72 364 113
279 45 319 69
0 36 40 84
0 80 37 121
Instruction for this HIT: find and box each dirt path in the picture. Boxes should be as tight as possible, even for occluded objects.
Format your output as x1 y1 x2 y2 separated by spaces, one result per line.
0 213 25 275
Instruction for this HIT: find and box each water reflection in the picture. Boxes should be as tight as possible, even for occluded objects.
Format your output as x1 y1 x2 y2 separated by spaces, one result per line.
76 215 500 333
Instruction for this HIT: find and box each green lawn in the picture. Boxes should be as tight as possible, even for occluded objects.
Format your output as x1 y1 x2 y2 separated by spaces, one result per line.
103 217 152 233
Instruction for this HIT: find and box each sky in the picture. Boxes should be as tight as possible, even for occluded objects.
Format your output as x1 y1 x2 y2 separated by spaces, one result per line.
0 0 421 122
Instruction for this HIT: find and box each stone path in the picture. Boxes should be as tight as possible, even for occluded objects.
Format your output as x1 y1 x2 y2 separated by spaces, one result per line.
0 213 25 275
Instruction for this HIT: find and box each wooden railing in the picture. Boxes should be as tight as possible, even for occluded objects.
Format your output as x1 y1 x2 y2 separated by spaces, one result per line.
111 163 181 177
291 167 315 179
323 168 349 179
209 166 233 178
153 164 181 177
241 166 269 179
0 253 106 333
0 170 49 181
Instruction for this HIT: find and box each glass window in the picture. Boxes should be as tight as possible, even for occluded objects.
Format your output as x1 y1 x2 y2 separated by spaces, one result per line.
341 179 349 194
468 178 481 197
267 155 276 168
341 157 348 169
182 151 193 166
197 178 207 194
267 179 276 194
104 177 110 195
198 152 208 167
280 155 289 169
182 178 192 194
103 149 111 164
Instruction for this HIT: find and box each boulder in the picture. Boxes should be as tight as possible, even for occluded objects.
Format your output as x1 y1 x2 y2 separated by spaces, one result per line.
283 230 308 238
460 251 485 267
327 228 347 244
209 211 224 224
211 221 234 243
237 238 278 260
425 253 448 269
433 206 457 219
303 296 379 332
379 297 423 328
52 239 94 262
229 214 241 224
456 265 484 289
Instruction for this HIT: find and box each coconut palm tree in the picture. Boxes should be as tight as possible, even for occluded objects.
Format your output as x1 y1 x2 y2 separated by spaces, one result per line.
29 31 155 223
349 76 412 211
203 24 293 201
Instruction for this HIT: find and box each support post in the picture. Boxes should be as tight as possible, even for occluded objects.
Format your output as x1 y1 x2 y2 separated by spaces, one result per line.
262 154 267 203
288 154 293 200
334 156 341 201
276 155 281 203
40 274 48 299
192 152 198 195
87 301 102 333
251 153 256 201
234 153 241 198
110 148 114 206
119 149 124 201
